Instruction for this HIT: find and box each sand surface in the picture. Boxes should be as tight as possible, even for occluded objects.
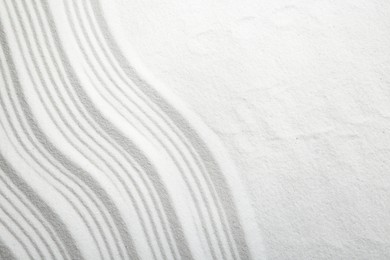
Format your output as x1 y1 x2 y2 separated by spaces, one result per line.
102 0 390 258
0 0 264 259
1 0 390 259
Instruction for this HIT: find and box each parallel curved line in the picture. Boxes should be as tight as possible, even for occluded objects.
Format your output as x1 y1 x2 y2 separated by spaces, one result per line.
0 152 82 260
64 1 238 258
88 1 255 258
22 0 191 258
4 2 146 259
0 0 263 259
1 4 128 259
0 15 138 260
0 14 122 260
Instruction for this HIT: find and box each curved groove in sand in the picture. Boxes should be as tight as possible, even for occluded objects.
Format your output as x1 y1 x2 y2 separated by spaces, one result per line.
0 0 265 259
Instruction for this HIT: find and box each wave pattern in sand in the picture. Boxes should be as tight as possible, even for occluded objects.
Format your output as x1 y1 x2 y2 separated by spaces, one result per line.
0 0 263 259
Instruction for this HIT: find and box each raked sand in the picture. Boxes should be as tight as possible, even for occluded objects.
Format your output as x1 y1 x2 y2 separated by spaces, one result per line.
102 0 390 259
1 0 390 259
0 0 264 259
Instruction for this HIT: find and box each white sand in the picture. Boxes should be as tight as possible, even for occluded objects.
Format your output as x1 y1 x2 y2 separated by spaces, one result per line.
103 0 390 258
